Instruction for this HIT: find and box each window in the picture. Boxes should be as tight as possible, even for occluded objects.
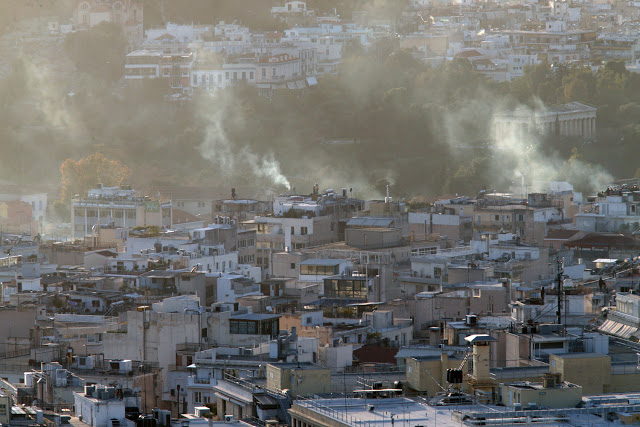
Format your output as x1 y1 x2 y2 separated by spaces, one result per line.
290 263 296 270
233 72 237 80
262 68 266 78
301 264 338 275
301 226 308 235
225 72 230 80
242 71 246 80
250 72 254 79
291 226 295 235
247 322 256 334
494 215 499 221
230 319 278 338
194 392 202 404
434 267 442 278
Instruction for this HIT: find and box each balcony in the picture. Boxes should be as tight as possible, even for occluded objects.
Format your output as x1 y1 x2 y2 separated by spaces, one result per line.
187 375 215 386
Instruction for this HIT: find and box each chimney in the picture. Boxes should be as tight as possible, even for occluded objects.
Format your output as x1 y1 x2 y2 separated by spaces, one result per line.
440 351 448 388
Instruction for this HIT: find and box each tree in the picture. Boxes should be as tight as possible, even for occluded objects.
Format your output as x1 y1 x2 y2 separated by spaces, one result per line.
59 153 131 201
64 22 127 82
563 68 596 104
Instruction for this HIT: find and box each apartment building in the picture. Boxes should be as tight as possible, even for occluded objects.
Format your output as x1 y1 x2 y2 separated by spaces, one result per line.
71 185 171 240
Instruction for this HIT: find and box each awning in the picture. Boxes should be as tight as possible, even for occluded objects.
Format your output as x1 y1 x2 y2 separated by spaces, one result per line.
295 80 306 89
598 319 638 339
306 76 318 86
254 394 278 407
286 81 297 89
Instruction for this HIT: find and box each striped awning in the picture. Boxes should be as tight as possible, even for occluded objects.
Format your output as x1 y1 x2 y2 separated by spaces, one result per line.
598 319 638 339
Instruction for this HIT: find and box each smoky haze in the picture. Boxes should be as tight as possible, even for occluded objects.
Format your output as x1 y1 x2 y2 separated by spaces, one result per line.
0 0 632 208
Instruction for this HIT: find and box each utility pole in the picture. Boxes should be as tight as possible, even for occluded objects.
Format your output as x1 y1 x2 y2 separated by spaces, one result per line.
556 258 564 335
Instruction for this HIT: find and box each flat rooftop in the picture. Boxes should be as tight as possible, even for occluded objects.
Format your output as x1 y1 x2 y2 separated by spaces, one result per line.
293 397 621 426
299 259 347 266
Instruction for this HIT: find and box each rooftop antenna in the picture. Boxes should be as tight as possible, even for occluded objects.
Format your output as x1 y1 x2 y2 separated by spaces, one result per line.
556 257 564 335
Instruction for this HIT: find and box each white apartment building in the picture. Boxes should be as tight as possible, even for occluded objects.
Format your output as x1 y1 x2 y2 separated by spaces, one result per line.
71 185 172 240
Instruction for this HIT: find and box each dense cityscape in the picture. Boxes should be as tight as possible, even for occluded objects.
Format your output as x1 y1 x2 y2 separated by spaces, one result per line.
3 0 640 426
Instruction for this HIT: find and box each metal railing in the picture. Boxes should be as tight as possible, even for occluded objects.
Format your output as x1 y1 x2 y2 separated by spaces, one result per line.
0 346 31 360
294 396 363 426
490 365 549 380
611 362 639 375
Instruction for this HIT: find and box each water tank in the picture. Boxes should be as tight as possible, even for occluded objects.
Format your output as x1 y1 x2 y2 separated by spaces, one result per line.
543 374 557 388
107 387 116 399
24 372 34 387
465 315 477 326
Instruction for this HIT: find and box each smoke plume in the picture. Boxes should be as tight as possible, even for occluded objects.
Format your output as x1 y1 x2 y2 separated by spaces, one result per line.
196 89 291 190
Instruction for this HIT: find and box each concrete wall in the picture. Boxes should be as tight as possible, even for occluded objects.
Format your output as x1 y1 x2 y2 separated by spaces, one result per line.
406 354 469 395
266 365 331 397
318 345 353 370
609 370 640 393
501 383 582 409
345 228 403 250
408 212 471 242
549 353 610 395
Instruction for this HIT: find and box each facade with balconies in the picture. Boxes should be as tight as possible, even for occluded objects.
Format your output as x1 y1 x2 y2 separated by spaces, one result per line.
71 185 172 240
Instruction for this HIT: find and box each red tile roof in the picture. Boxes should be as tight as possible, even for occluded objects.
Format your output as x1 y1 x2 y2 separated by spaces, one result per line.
353 346 399 365
545 229 581 240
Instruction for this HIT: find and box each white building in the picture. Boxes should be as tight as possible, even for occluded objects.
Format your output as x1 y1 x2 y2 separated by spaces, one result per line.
74 385 128 427
71 185 172 240
0 192 47 228
494 102 597 141
214 22 251 42
145 22 211 45
507 54 541 81
271 1 308 16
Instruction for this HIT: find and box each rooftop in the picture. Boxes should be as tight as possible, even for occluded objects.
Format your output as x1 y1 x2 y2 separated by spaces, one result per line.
299 258 347 266
292 397 481 427
230 313 281 321
346 217 394 227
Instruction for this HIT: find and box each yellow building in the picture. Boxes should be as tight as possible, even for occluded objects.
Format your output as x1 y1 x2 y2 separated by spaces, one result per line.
266 363 330 398
501 374 583 409
406 353 468 395
549 353 610 395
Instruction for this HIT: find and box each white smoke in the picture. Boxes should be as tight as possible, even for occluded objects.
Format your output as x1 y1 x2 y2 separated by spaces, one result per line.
244 150 291 189
196 89 291 190
489 102 612 193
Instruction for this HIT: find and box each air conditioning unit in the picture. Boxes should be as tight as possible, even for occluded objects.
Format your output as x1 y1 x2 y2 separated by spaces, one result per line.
224 415 234 422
